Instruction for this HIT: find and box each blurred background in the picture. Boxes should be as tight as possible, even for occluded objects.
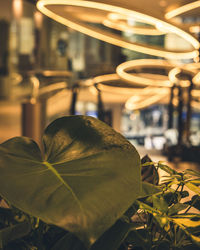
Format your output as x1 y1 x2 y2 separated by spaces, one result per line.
1 0 200 166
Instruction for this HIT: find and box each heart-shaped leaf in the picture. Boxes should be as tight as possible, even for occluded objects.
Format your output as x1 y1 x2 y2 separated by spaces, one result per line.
0 116 141 248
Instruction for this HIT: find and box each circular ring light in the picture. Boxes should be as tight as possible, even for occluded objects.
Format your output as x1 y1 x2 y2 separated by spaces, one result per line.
125 89 169 111
86 73 146 96
116 59 176 87
168 66 199 86
88 73 163 96
86 73 170 110
103 13 166 36
184 63 200 84
165 1 200 20
37 0 199 60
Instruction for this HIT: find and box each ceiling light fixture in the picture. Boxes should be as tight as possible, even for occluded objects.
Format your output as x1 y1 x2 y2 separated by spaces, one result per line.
125 88 169 110
116 59 175 87
165 0 200 19
168 66 199 86
86 72 170 110
103 13 166 36
87 73 163 96
37 0 199 59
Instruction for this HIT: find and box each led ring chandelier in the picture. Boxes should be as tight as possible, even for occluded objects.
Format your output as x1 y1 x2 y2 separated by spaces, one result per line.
37 0 199 60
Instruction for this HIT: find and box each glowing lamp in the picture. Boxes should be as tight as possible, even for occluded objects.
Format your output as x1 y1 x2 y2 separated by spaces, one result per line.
37 0 199 60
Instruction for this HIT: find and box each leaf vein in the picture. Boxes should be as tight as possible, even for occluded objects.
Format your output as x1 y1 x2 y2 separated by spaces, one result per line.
43 161 84 213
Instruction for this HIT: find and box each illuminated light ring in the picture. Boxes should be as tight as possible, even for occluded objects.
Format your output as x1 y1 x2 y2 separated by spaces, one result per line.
168 68 191 87
165 1 200 19
125 89 169 111
102 13 166 36
116 59 176 87
87 73 168 96
191 89 200 97
37 0 199 60
168 66 199 86
168 67 200 110
86 73 170 110
184 62 200 71
184 63 200 84
173 94 200 109
103 19 166 36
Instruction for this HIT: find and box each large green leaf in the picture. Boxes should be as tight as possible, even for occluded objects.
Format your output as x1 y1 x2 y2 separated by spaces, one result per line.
50 232 86 250
90 218 131 250
0 116 141 248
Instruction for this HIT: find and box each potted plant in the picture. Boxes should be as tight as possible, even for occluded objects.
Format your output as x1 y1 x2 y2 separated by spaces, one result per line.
0 116 199 249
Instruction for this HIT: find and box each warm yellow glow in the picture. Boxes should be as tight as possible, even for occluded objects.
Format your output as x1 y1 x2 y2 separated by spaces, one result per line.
86 73 145 95
103 19 165 36
86 72 170 110
116 59 174 87
34 11 43 29
86 73 171 95
29 76 40 103
165 1 200 19
10 73 23 85
183 63 200 85
13 0 23 19
125 88 169 110
88 74 121 86
39 81 67 95
184 62 200 72
103 13 166 36
193 72 200 85
191 101 200 110
168 67 181 84
189 25 200 34
169 66 200 86
117 59 199 89
191 89 200 97
28 70 72 77
37 0 199 59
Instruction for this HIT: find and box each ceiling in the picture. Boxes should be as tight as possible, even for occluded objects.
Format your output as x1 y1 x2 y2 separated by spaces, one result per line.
28 0 200 17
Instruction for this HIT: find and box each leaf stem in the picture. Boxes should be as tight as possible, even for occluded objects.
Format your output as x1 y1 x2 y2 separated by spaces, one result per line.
184 195 198 214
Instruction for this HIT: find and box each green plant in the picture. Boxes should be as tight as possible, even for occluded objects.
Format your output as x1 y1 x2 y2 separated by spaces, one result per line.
0 116 199 249
124 161 200 250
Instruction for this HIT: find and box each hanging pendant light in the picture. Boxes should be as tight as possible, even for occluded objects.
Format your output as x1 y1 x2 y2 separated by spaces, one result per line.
37 0 199 60
165 1 200 20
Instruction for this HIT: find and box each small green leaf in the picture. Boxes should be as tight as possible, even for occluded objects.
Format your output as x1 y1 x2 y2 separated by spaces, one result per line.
168 203 189 216
158 162 177 175
139 182 162 198
185 183 200 195
137 201 160 215
189 179 200 185
184 169 200 177
171 215 200 246
141 162 155 167
152 195 168 213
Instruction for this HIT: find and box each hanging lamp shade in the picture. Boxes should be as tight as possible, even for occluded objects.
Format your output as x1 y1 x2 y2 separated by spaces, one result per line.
37 0 199 60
